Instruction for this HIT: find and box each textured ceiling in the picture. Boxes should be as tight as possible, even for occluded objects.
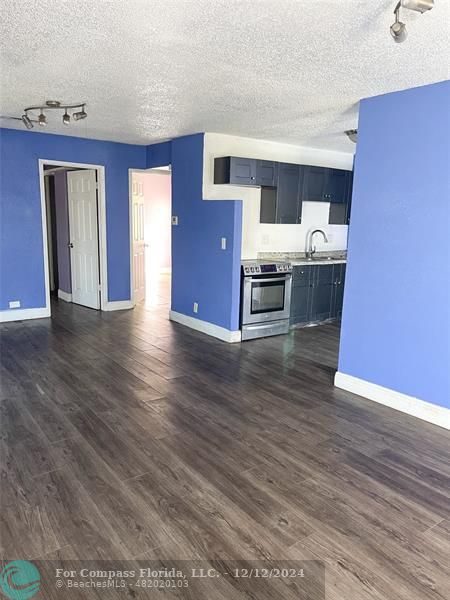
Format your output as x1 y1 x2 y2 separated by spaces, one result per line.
1 0 449 151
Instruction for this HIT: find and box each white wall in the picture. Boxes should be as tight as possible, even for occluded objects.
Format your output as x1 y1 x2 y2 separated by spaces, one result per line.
203 133 354 259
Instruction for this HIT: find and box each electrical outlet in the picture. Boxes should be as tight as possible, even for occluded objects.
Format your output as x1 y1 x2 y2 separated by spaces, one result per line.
193 302 198 314
327 233 334 243
221 237 227 250
171 216 178 225
9 300 20 309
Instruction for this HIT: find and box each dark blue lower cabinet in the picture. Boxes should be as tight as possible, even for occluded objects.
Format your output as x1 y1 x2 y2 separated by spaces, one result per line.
290 264 346 326
310 280 333 322
290 283 311 325
331 264 346 319
290 266 312 326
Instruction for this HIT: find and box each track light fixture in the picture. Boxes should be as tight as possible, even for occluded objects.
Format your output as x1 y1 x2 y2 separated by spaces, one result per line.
38 109 47 127
73 106 87 121
21 114 34 129
401 0 434 11
390 0 434 43
391 3 407 43
16 100 87 129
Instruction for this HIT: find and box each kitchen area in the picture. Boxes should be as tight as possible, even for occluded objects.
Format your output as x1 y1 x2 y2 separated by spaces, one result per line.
212 143 353 341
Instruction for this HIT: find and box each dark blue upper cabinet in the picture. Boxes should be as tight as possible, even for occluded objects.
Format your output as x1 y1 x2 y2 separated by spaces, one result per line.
301 166 328 202
302 166 351 203
325 169 350 204
276 163 302 224
214 156 257 185
229 157 256 185
256 160 278 186
328 170 353 224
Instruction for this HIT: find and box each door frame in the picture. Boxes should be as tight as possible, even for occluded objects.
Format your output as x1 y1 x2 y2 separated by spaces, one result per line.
128 167 171 308
38 159 108 315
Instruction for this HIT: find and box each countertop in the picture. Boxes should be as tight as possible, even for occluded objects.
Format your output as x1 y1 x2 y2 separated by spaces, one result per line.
257 251 347 267
290 258 347 266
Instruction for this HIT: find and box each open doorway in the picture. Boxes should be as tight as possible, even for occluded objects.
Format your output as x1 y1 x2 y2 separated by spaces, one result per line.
40 160 107 313
130 168 171 309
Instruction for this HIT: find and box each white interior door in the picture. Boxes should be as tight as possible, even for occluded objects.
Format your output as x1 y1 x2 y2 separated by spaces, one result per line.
132 180 146 304
68 170 100 309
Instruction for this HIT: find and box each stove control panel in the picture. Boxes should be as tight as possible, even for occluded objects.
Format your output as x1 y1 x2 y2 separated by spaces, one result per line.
242 262 292 276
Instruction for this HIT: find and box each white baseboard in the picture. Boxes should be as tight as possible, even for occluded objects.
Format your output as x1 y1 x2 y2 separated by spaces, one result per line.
169 310 242 343
0 307 51 323
103 300 134 312
57 289 72 303
334 371 450 430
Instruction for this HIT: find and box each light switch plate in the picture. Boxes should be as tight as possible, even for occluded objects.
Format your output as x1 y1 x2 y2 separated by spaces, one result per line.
9 300 20 308
193 302 198 313
221 237 227 250
171 216 178 225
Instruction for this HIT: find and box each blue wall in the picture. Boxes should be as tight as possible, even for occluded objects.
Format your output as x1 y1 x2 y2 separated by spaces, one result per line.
0 128 146 308
338 81 450 409
0 129 242 331
147 134 242 331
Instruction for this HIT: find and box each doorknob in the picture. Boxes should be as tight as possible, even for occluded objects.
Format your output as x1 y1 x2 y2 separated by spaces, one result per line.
68 242 74 248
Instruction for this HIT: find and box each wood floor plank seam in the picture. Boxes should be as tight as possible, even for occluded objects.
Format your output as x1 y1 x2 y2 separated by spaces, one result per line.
1 280 449 600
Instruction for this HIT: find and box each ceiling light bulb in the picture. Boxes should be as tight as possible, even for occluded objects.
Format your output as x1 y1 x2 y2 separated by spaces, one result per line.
38 110 47 126
390 20 408 42
21 114 33 129
73 108 87 121
401 0 434 12
62 110 70 125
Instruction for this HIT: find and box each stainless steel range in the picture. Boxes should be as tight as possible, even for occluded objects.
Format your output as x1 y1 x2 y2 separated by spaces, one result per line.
240 260 293 341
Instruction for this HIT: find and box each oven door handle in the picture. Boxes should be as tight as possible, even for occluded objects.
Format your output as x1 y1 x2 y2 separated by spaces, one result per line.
246 275 292 283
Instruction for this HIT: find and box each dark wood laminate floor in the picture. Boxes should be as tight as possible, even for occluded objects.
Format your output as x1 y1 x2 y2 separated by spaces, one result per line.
1 274 449 599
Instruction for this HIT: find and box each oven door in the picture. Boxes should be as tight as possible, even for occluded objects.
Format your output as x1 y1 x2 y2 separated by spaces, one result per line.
242 274 292 325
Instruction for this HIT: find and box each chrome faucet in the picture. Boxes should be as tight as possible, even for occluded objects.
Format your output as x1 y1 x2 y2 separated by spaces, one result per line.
306 229 329 259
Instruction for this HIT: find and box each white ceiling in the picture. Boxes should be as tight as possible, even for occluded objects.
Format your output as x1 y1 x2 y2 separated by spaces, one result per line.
1 0 449 152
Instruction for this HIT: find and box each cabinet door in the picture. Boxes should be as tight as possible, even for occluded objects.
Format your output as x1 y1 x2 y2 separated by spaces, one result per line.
328 170 353 223
326 169 350 203
290 266 312 325
310 265 334 321
229 157 256 185
302 166 328 202
290 284 311 325
334 264 346 319
256 160 278 186
260 186 277 223
328 203 347 225
345 172 353 224
276 163 302 224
